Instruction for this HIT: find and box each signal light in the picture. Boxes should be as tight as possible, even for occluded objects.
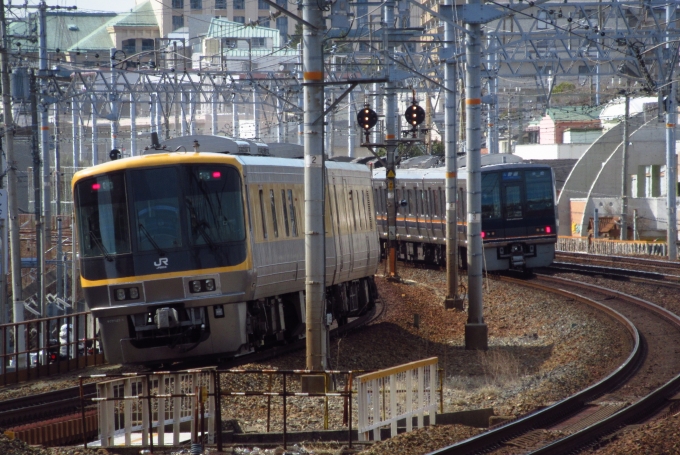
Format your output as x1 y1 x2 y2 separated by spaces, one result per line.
404 104 425 127
357 106 378 131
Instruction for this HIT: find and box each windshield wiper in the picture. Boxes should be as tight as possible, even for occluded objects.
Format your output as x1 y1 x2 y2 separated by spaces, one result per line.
89 230 114 262
185 198 217 250
138 223 166 256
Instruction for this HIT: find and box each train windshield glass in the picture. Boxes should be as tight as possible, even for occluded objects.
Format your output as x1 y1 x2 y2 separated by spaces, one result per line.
131 167 183 252
481 173 501 219
184 165 245 245
75 172 131 258
525 169 554 218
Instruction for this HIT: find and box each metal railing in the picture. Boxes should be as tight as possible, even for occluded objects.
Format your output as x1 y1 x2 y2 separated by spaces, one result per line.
557 236 669 257
357 357 439 442
0 311 102 385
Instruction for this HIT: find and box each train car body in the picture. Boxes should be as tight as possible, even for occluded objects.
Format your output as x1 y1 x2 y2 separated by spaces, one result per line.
373 162 557 271
72 153 379 365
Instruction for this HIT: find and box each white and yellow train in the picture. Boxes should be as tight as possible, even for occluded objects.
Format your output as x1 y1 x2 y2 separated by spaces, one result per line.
72 152 379 365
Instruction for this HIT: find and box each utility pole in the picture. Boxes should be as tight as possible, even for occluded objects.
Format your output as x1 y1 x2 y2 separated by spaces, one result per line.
1 0 26 365
110 47 119 154
301 0 327 384
620 90 629 241
30 72 43 325
38 2 52 257
384 0 399 280
464 0 488 350
666 2 678 260
442 3 462 310
347 90 356 157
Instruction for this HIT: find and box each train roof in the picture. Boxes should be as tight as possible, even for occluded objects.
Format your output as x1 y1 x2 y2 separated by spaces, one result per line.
373 161 552 180
72 152 371 186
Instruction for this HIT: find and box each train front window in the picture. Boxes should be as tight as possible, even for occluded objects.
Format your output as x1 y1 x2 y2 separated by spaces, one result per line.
131 167 183 252
184 165 245 246
504 184 523 219
525 170 554 218
481 173 501 219
75 173 131 258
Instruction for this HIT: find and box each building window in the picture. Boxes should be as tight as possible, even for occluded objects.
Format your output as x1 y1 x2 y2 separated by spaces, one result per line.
276 16 288 38
172 15 184 30
252 37 266 48
276 0 286 5
258 16 270 27
141 39 154 52
122 39 136 56
215 0 226 8
190 0 202 9
172 0 184 8
233 0 244 9
258 0 268 9
233 16 245 24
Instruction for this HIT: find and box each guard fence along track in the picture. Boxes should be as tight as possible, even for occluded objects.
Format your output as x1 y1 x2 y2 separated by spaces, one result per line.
0 296 385 447
430 274 680 455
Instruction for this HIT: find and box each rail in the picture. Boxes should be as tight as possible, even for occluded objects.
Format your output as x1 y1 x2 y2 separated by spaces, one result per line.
357 357 438 442
557 236 669 257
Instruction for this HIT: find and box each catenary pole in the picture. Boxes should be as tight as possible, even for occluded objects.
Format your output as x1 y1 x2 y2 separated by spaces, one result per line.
442 2 462 309
302 0 327 371
384 0 399 279
1 0 26 364
38 2 51 257
465 0 488 350
666 3 678 260
620 90 629 241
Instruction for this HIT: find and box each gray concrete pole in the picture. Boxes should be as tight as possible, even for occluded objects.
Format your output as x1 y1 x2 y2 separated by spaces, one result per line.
373 82 381 144
329 93 335 158
348 90 356 157
464 1 488 350
212 90 218 134
620 92 629 240
130 94 137 156
666 82 677 259
297 44 304 147
181 92 187 136
110 48 119 152
71 99 80 167
252 88 259 139
156 94 163 137
232 94 239 137
1 1 25 359
277 90 284 143
667 3 678 260
443 3 462 310
91 95 99 166
78 103 85 164
150 94 157 135
39 2 52 252
189 90 196 136
302 0 327 372
384 0 399 279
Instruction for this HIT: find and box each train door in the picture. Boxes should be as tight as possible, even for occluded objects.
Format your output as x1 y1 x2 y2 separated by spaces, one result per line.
500 171 526 237
328 177 341 284
332 182 347 282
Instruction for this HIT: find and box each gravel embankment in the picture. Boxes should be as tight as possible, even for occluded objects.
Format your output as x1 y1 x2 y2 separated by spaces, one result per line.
0 266 650 454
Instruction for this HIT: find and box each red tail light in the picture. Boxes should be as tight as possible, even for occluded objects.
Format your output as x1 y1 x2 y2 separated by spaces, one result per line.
546 226 552 234
481 231 486 238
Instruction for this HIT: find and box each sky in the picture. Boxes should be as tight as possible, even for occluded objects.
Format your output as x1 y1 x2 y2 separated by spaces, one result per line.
20 0 141 13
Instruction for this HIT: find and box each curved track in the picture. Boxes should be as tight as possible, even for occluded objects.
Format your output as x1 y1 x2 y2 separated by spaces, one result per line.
430 273 680 455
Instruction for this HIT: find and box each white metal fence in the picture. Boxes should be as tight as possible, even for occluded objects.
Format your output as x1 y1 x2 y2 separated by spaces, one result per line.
357 357 438 442
557 236 669 257
93 369 214 448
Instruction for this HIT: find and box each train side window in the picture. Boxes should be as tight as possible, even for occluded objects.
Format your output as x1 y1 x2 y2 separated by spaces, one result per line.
281 190 290 237
287 189 298 237
373 188 380 214
259 189 268 239
423 189 430 217
417 190 423 215
407 190 414 215
432 189 439 217
441 188 447 216
269 189 279 238
349 190 357 232
358 191 365 230
396 189 402 215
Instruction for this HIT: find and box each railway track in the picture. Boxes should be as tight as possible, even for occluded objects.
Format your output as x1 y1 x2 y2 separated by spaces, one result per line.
0 295 384 447
555 251 680 278
431 273 680 455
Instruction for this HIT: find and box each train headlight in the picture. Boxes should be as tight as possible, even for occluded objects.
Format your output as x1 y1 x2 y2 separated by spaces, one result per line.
205 279 215 291
129 287 139 299
115 289 126 301
191 280 202 293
